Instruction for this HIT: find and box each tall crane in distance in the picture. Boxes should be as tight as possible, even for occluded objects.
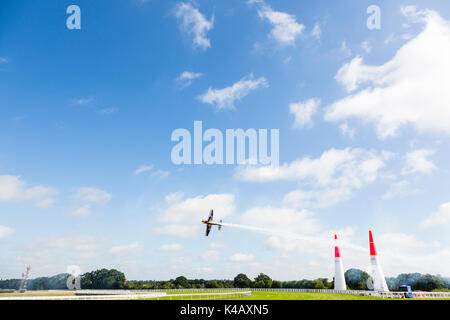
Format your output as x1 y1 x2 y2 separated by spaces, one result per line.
18 266 31 293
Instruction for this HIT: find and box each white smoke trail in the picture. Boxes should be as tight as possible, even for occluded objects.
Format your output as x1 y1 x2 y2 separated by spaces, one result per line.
219 222 367 253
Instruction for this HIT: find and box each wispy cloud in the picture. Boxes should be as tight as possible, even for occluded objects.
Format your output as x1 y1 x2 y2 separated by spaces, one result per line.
0 175 57 208
97 107 119 115
198 74 268 110
360 41 372 53
229 253 254 262
108 242 143 255
176 71 203 88
158 243 183 251
311 23 321 41
133 164 154 176
175 2 214 50
0 225 15 240
325 8 450 139
289 98 320 129
69 187 111 217
252 1 304 46
421 202 450 229
71 97 95 105
402 149 436 176
340 40 352 58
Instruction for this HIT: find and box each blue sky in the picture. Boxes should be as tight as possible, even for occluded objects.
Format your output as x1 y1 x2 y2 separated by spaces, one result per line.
1 0 450 281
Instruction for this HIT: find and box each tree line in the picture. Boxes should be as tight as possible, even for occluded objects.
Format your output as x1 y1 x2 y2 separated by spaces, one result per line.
1 268 449 292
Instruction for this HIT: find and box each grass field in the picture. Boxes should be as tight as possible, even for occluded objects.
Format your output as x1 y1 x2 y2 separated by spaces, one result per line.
1 290 448 300
148 290 382 300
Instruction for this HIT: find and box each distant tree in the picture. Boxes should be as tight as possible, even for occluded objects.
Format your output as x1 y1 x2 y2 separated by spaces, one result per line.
313 279 326 289
205 281 220 288
30 277 50 290
254 273 272 288
271 280 282 288
415 274 446 291
345 269 370 290
81 269 126 289
233 273 251 288
397 273 421 287
174 276 190 288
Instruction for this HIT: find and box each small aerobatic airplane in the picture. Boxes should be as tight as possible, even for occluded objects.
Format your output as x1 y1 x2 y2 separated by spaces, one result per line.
201 210 223 236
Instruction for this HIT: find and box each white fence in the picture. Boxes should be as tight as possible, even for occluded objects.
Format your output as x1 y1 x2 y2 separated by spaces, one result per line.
126 287 450 299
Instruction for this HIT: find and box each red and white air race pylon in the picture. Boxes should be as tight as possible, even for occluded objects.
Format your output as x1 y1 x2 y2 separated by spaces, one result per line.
334 234 347 290
369 230 389 292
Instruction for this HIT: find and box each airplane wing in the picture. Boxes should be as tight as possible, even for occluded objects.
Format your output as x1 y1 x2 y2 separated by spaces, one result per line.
208 209 213 222
205 224 212 236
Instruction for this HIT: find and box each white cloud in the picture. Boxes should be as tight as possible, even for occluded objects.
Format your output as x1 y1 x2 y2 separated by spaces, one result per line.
340 40 352 58
159 193 235 223
361 41 372 53
0 175 56 207
283 187 354 209
151 170 170 180
201 250 220 261
108 242 143 255
382 180 422 200
236 148 389 209
241 206 319 234
421 202 450 228
229 253 254 262
0 57 8 63
311 23 321 41
339 122 356 138
69 204 92 217
325 9 450 139
384 33 413 45
73 187 111 204
35 198 56 209
176 71 203 87
70 187 111 217
255 2 304 46
35 235 102 251
165 192 184 204
158 243 183 251
175 2 214 50
378 233 439 253
71 97 95 105
0 225 14 240
198 74 268 110
154 224 198 238
209 241 228 249
402 149 436 175
155 193 235 238
97 107 119 115
289 98 320 128
133 164 154 176
235 147 387 185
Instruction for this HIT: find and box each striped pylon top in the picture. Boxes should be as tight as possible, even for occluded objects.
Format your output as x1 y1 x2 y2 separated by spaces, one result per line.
334 234 341 258
369 229 377 256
